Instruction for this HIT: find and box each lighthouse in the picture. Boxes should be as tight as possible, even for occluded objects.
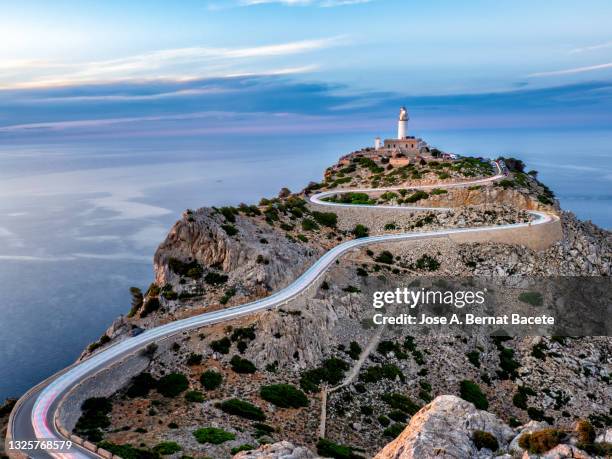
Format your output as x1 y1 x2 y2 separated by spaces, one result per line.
397 106 408 139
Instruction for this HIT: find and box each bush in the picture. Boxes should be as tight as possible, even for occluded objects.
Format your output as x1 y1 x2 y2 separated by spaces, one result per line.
186 353 203 366
414 254 440 271
360 364 404 384
316 438 364 459
300 358 349 392
348 341 362 360
204 272 228 285
472 430 498 451
153 442 182 455
527 406 552 423
459 380 488 410
388 410 408 422
518 291 543 306
126 372 158 398
231 326 256 342
193 427 235 444
378 415 390 426
375 251 394 264
430 188 448 195
97 441 159 459
518 429 562 454
513 386 536 410
381 393 420 415
200 370 223 390
466 351 480 368
405 190 429 203
218 398 265 421
301 218 319 231
157 373 189 397
210 337 231 354
352 224 369 238
140 298 160 318
221 224 238 236
230 355 256 374
383 423 406 438
185 390 205 403
312 211 338 228
220 287 236 304
260 384 309 408
74 397 112 442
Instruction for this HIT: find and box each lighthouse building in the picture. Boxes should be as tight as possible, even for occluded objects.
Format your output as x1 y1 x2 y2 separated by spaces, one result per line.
382 107 426 154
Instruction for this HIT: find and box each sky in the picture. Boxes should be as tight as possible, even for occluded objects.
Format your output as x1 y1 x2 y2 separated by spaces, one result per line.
1 0 612 136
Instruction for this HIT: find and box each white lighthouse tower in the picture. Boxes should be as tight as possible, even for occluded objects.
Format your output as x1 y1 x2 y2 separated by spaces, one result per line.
397 106 408 139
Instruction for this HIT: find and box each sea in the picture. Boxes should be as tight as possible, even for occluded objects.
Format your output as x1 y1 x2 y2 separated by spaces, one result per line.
1 128 610 401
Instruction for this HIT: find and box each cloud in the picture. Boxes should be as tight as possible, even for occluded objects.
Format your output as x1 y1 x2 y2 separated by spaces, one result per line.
0 37 344 90
569 41 612 54
528 62 612 78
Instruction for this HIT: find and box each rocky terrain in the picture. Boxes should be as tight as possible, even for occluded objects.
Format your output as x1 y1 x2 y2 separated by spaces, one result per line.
49 153 611 458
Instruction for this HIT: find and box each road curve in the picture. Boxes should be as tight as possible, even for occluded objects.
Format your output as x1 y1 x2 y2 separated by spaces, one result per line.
9 162 557 459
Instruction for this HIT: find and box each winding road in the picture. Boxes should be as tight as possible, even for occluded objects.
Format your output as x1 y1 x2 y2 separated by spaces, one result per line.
7 162 558 459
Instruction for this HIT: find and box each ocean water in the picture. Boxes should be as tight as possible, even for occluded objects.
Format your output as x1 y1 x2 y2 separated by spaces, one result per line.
0 128 610 400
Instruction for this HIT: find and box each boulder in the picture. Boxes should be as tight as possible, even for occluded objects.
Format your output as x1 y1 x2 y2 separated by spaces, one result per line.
374 395 515 458
233 441 319 459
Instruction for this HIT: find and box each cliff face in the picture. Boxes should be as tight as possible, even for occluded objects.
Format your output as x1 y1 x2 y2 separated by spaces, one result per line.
153 207 321 307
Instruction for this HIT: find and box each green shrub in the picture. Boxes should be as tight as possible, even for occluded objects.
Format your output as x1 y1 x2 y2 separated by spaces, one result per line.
210 337 231 354
513 386 536 410
381 393 420 415
302 218 319 231
405 190 429 203
218 398 265 421
378 415 390 426
312 211 338 228
157 373 189 397
352 224 369 238
186 353 203 366
472 431 498 451
153 442 182 455
185 390 205 403
343 285 360 293
388 410 408 422
383 423 406 438
414 254 440 271
497 346 520 380
140 298 160 318
348 341 362 360
230 355 256 374
204 272 228 285
527 406 552 423
221 224 238 236
220 287 236 305
231 326 256 342
97 441 159 459
360 364 405 384
193 427 235 444
518 291 543 306
360 405 373 416
300 358 349 392
200 370 223 390
459 380 488 410
74 397 112 442
375 251 394 264
466 351 480 368
260 384 309 408
518 429 562 454
126 372 158 398
430 188 448 195
316 438 364 459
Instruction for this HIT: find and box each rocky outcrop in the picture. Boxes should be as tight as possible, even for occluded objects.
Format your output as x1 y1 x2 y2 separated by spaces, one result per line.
374 395 515 458
233 441 319 459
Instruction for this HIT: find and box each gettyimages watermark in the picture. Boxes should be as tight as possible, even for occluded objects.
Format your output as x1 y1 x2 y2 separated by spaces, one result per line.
361 277 611 336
